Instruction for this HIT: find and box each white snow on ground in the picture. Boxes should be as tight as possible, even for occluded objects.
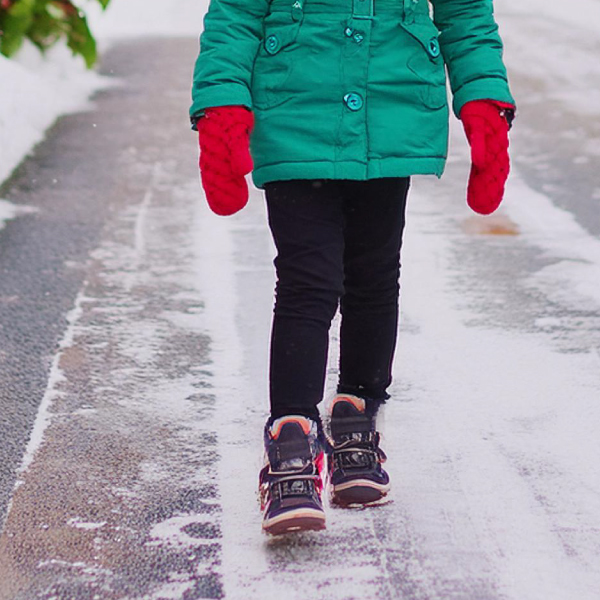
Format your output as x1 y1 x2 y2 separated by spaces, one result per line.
0 46 103 185
15 292 86 479
67 517 107 531
148 513 218 549
504 174 600 306
0 0 208 187
496 2 600 119
0 198 37 231
497 0 600 36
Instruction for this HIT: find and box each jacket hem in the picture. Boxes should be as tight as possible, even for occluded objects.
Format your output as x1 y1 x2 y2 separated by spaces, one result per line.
251 158 446 189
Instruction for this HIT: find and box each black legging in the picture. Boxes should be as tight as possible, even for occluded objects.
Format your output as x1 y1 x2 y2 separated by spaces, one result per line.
264 178 410 421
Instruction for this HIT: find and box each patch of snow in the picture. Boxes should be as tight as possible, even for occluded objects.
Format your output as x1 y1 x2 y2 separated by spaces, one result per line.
504 171 600 307
389 178 600 600
0 198 37 231
497 1 600 119
148 578 196 600
67 517 107 531
191 194 276 596
14 292 87 478
0 45 106 186
497 0 600 36
38 559 89 569
147 513 217 549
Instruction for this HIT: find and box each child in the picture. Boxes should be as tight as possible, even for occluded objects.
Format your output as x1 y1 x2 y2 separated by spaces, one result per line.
190 0 515 535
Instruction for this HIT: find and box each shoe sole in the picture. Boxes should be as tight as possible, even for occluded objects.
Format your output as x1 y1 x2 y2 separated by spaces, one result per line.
263 507 326 536
330 479 391 507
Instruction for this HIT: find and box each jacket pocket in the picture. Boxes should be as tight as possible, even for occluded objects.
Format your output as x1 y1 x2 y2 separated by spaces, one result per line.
402 19 448 110
251 12 303 110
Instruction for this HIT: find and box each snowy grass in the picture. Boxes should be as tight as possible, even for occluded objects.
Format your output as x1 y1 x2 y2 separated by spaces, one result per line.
0 0 208 188
0 45 104 186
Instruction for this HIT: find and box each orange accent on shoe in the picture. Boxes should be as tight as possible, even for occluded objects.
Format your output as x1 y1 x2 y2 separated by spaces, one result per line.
270 415 312 439
331 394 366 413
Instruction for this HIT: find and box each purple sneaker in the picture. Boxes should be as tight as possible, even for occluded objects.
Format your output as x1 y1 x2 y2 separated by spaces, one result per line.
259 416 326 535
327 395 390 507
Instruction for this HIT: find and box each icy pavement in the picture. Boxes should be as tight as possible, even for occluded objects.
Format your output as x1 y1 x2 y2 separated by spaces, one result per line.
496 3 600 238
1 18 600 600
0 39 223 600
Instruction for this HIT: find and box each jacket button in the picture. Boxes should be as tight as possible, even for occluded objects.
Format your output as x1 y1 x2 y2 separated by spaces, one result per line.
428 38 440 58
265 35 280 54
344 93 364 111
344 27 354 37
353 32 364 44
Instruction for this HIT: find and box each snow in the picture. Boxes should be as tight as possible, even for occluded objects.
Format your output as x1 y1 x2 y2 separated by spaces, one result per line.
0 0 208 187
497 0 600 36
497 3 600 119
0 198 37 231
15 291 86 479
0 46 103 186
86 0 207 41
148 513 218 549
67 517 107 531
504 173 600 306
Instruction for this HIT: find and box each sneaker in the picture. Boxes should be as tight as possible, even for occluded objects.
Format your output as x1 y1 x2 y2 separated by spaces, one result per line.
259 415 326 535
327 394 390 507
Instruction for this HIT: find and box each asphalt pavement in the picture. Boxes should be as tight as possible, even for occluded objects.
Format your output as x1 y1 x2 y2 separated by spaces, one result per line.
0 38 221 599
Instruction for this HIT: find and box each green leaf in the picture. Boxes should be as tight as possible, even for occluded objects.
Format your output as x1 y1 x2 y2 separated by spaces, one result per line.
65 9 96 68
0 0 112 66
0 0 35 57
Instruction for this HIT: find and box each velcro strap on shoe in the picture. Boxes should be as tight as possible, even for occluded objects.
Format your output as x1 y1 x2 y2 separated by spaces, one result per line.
271 476 317 501
333 448 378 471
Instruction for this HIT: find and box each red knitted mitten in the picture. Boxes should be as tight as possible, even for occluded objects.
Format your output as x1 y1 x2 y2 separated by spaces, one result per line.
461 100 515 215
198 106 254 216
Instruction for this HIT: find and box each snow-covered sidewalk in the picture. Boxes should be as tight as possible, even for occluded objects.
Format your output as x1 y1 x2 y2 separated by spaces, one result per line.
3 95 600 596
200 121 600 598
0 1 599 598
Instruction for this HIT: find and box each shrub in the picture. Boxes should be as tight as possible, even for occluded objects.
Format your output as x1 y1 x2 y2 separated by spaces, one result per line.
0 0 111 68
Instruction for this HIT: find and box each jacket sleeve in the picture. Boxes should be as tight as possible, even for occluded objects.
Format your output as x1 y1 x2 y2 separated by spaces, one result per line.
430 0 515 117
190 0 269 126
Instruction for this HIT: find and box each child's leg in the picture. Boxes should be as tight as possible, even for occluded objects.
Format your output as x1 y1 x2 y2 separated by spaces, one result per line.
326 178 409 507
264 179 346 421
338 177 410 400
261 179 345 532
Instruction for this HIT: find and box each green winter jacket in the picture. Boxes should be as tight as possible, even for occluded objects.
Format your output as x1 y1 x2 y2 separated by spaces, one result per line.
190 0 514 189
